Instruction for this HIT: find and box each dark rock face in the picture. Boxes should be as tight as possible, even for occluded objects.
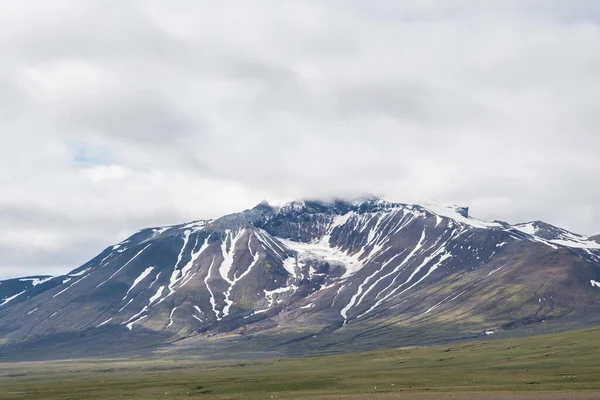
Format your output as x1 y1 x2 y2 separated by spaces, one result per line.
1 198 600 360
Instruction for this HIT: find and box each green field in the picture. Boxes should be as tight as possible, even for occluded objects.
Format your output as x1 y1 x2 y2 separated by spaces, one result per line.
2 327 600 399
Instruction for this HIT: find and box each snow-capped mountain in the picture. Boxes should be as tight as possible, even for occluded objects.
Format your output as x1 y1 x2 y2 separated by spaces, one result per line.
1 198 600 360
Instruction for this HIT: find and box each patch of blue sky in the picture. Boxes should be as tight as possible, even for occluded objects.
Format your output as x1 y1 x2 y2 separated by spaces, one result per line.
69 142 113 167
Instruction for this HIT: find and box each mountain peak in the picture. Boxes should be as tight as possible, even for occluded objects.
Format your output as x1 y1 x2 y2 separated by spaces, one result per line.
207 202 276 231
349 195 384 205
253 200 273 210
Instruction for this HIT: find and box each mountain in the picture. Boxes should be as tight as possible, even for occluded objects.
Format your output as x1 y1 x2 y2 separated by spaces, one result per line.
592 234 600 244
1 198 600 361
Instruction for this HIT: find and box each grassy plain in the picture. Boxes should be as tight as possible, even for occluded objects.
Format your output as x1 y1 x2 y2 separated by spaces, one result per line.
1 326 600 399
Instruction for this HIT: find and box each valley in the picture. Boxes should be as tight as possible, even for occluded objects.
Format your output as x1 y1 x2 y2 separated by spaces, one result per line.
2 326 600 399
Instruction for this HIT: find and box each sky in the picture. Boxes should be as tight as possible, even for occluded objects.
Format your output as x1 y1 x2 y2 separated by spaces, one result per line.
1 1 600 279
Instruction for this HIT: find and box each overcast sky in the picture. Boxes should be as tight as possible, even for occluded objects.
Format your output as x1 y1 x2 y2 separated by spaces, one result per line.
1 1 599 279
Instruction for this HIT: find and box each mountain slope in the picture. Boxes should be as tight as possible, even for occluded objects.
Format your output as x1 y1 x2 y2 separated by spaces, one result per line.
1 198 600 360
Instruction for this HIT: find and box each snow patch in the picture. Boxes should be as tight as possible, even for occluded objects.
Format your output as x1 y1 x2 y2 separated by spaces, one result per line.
96 243 152 288
220 230 260 318
0 290 26 306
53 275 89 298
264 285 297 308
167 307 178 328
126 315 147 330
204 256 221 320
423 203 501 229
19 276 54 286
149 286 164 305
279 236 363 279
152 227 170 236
181 220 210 231
68 269 90 277
192 314 203 322
118 298 134 313
219 230 244 283
513 223 537 235
97 318 113 327
550 239 600 249
125 266 155 296
283 257 299 278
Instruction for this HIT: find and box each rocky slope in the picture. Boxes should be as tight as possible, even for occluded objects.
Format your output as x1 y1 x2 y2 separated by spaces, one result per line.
1 198 600 360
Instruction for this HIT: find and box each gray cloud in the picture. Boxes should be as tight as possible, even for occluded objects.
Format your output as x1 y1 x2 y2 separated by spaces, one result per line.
1 1 600 279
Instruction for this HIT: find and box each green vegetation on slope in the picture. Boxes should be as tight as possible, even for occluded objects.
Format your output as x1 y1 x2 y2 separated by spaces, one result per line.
2 327 600 399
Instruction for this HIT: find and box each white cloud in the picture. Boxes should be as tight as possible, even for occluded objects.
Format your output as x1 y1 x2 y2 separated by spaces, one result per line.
83 165 130 182
0 0 599 278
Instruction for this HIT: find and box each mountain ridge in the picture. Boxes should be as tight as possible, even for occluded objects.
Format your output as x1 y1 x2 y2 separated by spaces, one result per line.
1 197 600 361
